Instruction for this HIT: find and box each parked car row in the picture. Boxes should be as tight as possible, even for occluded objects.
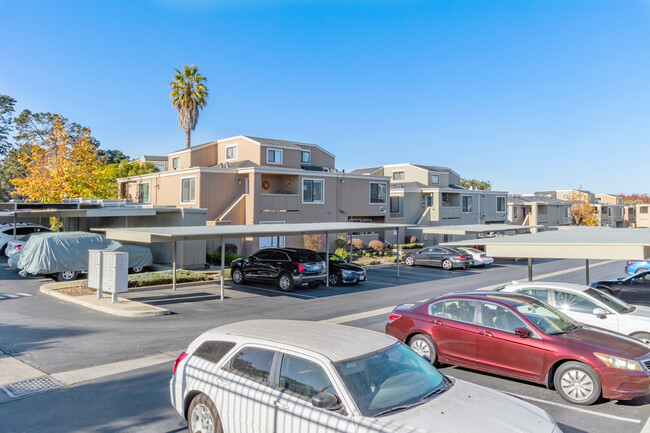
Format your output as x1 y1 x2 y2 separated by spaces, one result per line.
402 246 494 270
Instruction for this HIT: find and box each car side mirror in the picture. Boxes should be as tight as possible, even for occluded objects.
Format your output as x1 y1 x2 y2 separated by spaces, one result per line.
311 392 342 411
514 328 531 338
592 307 608 318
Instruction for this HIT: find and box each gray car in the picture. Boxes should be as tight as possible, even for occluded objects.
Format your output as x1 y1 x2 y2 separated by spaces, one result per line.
403 247 472 270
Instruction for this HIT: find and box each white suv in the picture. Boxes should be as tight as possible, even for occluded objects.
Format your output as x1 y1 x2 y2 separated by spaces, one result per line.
170 320 561 433
0 224 51 256
497 281 650 344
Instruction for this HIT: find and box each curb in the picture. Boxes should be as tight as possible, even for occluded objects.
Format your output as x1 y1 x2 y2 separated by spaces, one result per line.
40 283 170 318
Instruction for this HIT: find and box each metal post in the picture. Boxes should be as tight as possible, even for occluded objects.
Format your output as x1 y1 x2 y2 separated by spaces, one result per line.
396 227 401 278
172 240 177 291
528 258 533 281
56 211 60 231
12 213 16 240
585 259 590 285
325 233 330 287
111 293 118 304
220 236 225 301
349 233 353 263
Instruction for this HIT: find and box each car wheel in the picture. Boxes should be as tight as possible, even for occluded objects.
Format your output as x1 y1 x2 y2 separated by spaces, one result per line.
0 244 6 257
442 259 453 271
595 286 613 296
328 273 341 286
631 332 650 345
56 271 79 282
408 334 437 364
635 268 648 273
231 268 244 285
188 393 223 433
404 256 415 266
130 266 144 274
554 361 601 405
278 272 295 292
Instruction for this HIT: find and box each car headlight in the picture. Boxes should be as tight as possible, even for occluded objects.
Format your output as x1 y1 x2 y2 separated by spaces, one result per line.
341 270 355 276
594 353 643 371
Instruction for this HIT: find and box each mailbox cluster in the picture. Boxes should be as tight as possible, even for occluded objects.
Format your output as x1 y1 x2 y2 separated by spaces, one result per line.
88 250 129 303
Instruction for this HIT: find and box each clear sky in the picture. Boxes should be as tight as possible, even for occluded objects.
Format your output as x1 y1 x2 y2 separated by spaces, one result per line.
1 0 649 194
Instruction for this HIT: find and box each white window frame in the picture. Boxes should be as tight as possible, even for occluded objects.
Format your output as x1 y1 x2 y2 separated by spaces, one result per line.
267 148 283 165
302 178 324 204
138 182 150 204
461 195 474 213
369 182 387 205
259 221 285 248
172 157 180 170
300 150 311 164
431 174 440 184
496 196 506 213
180 176 197 204
392 171 405 180
225 144 238 161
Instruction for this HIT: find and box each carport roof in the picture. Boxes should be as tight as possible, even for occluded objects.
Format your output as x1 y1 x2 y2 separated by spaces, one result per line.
418 224 542 235
101 222 408 243
441 227 650 260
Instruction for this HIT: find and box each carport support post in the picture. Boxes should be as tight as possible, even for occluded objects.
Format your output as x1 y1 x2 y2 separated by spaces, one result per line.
528 258 533 281
325 233 330 287
220 236 225 300
396 227 401 278
12 213 16 240
172 240 177 291
585 259 590 284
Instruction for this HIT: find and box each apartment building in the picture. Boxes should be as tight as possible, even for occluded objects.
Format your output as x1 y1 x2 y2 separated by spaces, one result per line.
350 163 508 242
507 194 572 229
135 155 168 173
624 206 637 228
536 190 625 228
118 136 392 254
636 204 650 228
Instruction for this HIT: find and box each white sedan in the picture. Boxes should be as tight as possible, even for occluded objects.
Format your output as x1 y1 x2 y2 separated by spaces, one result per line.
456 247 494 267
170 320 561 433
497 281 650 343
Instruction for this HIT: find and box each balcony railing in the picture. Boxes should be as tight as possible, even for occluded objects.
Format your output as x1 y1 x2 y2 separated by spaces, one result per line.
441 207 461 219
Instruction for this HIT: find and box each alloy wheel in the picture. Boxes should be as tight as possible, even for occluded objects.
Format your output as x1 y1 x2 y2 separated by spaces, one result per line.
410 339 431 361
191 403 215 433
560 369 594 402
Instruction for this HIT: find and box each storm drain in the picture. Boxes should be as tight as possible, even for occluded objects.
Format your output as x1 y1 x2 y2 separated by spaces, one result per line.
1 375 62 398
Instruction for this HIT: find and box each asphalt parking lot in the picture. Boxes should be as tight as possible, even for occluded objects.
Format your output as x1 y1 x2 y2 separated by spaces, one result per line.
0 258 648 433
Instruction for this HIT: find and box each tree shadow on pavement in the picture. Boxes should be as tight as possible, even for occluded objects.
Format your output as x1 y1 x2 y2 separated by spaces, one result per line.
0 323 95 356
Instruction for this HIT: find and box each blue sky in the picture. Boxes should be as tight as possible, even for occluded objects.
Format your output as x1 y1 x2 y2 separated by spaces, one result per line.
2 0 649 193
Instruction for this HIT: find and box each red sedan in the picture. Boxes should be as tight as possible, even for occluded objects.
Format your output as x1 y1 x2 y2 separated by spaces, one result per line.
386 292 650 405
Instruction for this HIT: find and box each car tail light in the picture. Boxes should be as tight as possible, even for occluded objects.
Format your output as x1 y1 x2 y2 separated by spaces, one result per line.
172 351 188 376
14 245 21 250
457 255 468 260
626 260 634 266
293 262 305 272
388 313 401 323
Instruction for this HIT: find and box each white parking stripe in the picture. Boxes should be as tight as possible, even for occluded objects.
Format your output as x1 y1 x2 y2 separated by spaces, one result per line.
0 296 6 300
504 391 641 424
233 285 317 299
2 294 18 299
322 306 396 324
641 415 650 433
14 293 33 297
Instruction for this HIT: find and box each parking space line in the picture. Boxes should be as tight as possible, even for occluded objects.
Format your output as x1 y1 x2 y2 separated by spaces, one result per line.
504 391 642 424
642 415 650 433
322 306 396 324
231 285 317 299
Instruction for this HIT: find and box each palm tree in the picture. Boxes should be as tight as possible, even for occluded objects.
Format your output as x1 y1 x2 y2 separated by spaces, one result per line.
169 65 208 148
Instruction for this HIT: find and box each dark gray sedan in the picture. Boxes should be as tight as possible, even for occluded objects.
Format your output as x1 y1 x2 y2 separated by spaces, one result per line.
403 247 472 270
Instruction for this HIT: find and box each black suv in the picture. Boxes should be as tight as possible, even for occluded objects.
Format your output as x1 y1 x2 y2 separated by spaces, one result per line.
230 248 327 292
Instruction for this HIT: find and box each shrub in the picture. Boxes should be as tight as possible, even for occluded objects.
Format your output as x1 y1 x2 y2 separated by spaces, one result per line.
224 243 238 254
349 238 364 250
368 240 385 253
334 248 349 260
128 270 209 287
303 234 324 251
399 242 425 249
408 235 418 243
334 236 347 248
206 251 242 265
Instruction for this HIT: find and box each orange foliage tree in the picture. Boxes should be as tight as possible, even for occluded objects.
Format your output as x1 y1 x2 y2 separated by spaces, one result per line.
568 189 598 226
11 115 105 201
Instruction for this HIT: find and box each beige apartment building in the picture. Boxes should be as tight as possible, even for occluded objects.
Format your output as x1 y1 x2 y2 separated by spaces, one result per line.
636 204 650 228
135 155 168 172
351 163 508 242
536 190 625 228
507 194 572 229
118 136 392 254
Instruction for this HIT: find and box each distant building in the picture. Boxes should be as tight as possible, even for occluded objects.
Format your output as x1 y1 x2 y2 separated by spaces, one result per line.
535 190 625 228
135 155 168 173
636 204 650 228
507 194 572 229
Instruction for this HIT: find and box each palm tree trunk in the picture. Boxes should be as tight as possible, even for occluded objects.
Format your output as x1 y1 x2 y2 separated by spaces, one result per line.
185 129 191 148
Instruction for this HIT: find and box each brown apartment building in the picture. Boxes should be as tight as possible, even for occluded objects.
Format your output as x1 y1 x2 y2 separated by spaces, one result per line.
118 136 392 254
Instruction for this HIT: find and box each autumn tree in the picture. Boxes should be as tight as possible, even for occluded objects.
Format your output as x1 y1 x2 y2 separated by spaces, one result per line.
11 115 105 202
618 193 650 206
568 189 598 226
461 178 491 190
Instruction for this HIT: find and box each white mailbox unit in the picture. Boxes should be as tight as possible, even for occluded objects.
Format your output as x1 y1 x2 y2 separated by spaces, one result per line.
102 251 129 295
88 250 104 299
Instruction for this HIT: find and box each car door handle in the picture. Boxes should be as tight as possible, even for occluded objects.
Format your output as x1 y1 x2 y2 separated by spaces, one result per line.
274 402 290 410
216 378 230 387
432 319 443 325
479 330 493 337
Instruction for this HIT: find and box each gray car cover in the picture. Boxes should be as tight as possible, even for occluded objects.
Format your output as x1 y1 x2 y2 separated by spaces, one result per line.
17 231 153 276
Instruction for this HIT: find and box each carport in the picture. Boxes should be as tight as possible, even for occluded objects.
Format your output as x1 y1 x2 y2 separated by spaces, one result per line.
442 227 650 283
418 224 543 242
103 222 409 299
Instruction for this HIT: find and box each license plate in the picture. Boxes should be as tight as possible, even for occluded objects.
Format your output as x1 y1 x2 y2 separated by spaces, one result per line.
359 276 366 281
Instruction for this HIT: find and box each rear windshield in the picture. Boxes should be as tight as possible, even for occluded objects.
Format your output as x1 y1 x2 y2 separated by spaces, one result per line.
296 253 323 263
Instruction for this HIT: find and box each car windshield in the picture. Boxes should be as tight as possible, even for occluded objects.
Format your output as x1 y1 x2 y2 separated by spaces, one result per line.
584 288 631 313
513 300 578 335
334 343 448 417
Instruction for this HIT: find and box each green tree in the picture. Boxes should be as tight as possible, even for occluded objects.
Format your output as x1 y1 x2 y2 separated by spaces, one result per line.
95 160 157 200
96 148 130 165
0 95 16 155
169 65 208 149
461 178 492 190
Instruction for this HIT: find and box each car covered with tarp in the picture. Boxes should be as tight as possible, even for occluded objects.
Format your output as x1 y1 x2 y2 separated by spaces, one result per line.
14 231 153 281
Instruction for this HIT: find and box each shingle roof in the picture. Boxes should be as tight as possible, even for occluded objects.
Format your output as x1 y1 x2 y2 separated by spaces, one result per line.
390 181 428 189
243 136 317 148
411 164 453 173
509 194 571 205
349 166 382 175
209 160 259 169
140 155 168 162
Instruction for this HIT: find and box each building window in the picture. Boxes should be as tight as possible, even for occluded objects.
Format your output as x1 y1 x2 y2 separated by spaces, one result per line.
301 150 311 164
303 179 324 204
513 207 518 219
267 149 283 164
462 196 473 213
497 196 506 212
259 221 285 248
181 177 196 203
392 171 404 180
431 174 439 184
153 163 165 172
390 197 400 213
226 145 238 160
564 207 569 218
172 157 180 170
370 182 387 204
138 183 150 204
